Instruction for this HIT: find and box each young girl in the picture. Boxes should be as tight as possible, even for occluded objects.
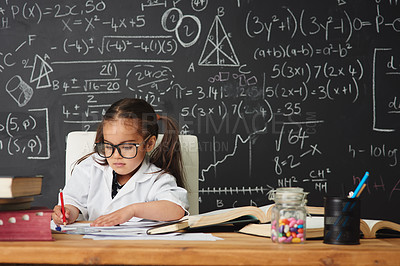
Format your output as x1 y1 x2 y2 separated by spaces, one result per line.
52 98 188 226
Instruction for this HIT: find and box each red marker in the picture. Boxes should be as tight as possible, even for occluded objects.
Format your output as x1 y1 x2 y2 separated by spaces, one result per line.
59 189 66 226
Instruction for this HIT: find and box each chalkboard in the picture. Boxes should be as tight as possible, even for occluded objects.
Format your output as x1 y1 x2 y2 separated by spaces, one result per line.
1 0 400 223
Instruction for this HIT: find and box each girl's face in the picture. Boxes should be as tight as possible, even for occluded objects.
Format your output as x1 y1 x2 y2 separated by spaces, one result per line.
102 118 155 178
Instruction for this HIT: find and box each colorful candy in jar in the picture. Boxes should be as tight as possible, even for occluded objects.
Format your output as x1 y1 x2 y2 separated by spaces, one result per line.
271 217 305 243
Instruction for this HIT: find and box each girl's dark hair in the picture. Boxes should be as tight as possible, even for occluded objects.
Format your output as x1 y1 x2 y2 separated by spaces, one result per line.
79 98 185 188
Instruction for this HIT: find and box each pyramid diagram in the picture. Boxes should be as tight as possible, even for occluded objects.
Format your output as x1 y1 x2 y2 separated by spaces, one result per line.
198 16 240 67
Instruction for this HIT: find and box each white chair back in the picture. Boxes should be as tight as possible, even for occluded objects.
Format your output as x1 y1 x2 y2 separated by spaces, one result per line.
65 131 199 215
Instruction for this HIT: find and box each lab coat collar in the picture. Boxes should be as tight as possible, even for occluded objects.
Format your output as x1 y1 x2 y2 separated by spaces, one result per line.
90 154 113 193
125 156 154 183
106 156 156 201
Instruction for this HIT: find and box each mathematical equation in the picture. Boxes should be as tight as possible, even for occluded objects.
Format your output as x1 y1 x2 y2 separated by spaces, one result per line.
245 2 400 43
0 108 49 159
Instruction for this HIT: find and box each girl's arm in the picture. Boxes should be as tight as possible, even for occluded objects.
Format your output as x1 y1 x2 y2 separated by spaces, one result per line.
90 200 185 227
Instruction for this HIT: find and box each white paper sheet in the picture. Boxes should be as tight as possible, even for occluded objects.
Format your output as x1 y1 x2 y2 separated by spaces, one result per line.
51 220 223 241
84 232 223 241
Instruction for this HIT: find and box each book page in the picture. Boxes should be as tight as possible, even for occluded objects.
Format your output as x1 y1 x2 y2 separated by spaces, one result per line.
363 219 382 229
259 204 273 215
188 205 271 227
306 216 324 229
193 204 273 217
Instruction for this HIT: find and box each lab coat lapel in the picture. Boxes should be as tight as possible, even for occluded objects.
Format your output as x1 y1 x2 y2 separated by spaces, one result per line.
109 158 152 201
102 165 114 198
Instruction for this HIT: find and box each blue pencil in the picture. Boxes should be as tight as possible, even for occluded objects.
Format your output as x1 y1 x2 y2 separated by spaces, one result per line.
351 172 369 199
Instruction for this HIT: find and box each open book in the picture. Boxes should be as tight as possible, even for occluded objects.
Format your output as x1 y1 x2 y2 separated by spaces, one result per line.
360 219 400 238
239 216 400 239
147 205 324 235
147 205 273 235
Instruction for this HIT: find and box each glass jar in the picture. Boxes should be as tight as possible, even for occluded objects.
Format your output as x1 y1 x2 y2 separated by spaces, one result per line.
269 187 308 244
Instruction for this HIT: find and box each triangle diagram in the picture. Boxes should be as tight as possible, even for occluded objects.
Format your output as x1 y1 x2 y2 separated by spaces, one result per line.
30 54 53 88
198 16 240 66
36 64 52 89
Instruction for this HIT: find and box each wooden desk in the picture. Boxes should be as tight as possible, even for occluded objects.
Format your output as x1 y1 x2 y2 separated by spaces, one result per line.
0 233 399 265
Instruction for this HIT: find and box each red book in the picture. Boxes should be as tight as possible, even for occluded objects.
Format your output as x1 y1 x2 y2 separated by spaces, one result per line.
0 207 53 241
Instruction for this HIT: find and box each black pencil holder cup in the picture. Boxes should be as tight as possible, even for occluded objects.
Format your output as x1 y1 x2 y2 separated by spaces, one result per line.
323 197 360 245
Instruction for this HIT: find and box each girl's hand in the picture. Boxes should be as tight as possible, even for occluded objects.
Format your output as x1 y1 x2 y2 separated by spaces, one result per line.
91 205 134 227
52 205 72 225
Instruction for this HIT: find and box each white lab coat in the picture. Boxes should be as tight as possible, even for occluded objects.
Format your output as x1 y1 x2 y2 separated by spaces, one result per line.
62 154 189 221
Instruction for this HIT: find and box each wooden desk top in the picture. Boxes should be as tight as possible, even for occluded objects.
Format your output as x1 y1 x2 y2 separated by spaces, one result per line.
0 233 399 265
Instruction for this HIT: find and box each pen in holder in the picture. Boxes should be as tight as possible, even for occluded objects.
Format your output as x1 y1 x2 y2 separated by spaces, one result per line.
323 197 360 245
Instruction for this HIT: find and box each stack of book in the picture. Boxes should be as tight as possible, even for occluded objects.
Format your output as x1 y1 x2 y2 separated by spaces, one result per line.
0 175 43 211
0 175 53 241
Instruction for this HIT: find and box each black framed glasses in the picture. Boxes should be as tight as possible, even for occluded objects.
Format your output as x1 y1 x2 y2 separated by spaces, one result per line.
95 135 151 159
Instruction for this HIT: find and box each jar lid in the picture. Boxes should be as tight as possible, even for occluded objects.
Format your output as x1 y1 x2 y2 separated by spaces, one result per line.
268 187 309 204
